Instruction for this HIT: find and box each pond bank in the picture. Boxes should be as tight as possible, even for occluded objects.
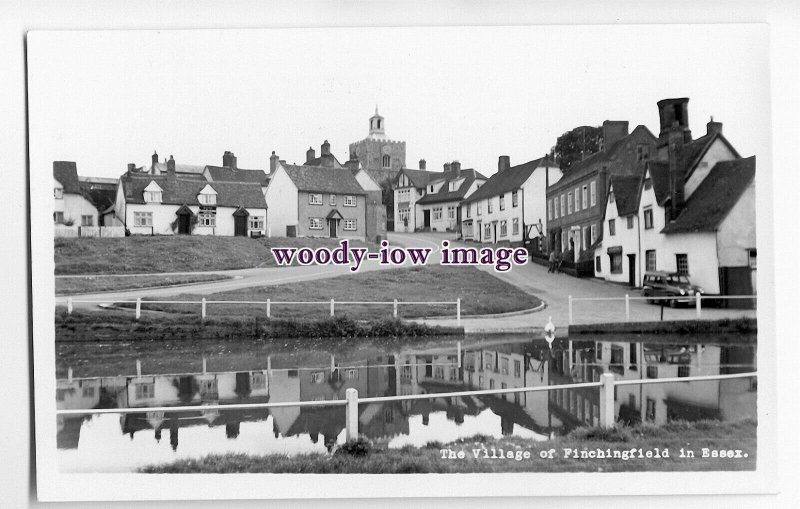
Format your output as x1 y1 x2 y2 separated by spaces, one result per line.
569 317 756 337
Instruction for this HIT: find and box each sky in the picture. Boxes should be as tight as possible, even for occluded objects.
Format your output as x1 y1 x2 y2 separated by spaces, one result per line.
27 25 769 179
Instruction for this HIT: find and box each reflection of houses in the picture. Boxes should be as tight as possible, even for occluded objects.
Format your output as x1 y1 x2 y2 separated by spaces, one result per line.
55 378 103 449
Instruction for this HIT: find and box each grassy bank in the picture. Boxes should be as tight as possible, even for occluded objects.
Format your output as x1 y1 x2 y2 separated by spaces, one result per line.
119 265 542 320
55 273 230 295
140 419 756 473
54 236 373 275
569 317 757 337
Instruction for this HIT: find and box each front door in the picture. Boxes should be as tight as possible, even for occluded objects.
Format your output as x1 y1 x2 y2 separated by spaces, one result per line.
423 210 431 228
329 219 337 238
627 254 636 287
177 213 191 235
234 215 248 236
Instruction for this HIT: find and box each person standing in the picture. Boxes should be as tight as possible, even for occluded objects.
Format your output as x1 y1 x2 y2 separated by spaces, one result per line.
548 249 556 273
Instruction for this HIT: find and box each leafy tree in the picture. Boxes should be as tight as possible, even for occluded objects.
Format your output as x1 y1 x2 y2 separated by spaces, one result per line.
554 125 603 171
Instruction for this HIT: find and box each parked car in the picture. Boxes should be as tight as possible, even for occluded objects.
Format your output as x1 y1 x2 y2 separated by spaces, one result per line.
641 271 704 307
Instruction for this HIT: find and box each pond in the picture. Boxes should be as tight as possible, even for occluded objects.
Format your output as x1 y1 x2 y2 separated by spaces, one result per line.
55 333 756 472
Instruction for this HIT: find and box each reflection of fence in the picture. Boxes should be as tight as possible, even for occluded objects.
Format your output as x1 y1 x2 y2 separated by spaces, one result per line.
567 294 758 325
60 297 462 325
56 371 757 439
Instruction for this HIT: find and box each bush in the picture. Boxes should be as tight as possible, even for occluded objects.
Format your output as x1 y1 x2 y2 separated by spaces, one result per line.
334 437 372 457
567 425 632 442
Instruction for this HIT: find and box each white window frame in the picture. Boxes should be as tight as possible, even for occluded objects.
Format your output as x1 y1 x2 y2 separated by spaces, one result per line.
512 217 519 236
81 215 94 227
249 216 264 230
567 192 573 214
643 207 654 229
512 191 518 207
499 220 507 237
343 219 357 231
574 187 580 211
133 211 153 227
447 206 456 219
608 218 616 236
343 195 356 207
198 193 216 205
330 194 336 206
311 371 325 384
144 190 162 203
466 204 471 219
477 202 482 216
646 250 657 271
627 215 634 229
487 199 493 214
582 185 588 209
309 217 323 230
53 211 64 224
590 224 597 245
54 187 63 199
560 194 565 216
676 253 689 275
548 199 553 220
499 195 505 211
590 181 597 206
484 223 492 240
309 193 323 205
199 205 216 227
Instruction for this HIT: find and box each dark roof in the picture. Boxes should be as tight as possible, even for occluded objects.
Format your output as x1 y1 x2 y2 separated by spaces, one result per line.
364 168 400 186
416 169 487 205
395 168 437 188
646 161 672 205
661 156 755 233
463 156 551 204
282 164 366 195
608 174 642 216
305 154 344 169
681 132 740 181
205 165 269 185
121 174 267 209
79 181 117 212
53 161 82 193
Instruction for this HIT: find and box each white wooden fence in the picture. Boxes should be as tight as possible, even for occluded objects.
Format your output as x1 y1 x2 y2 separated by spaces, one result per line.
55 226 125 238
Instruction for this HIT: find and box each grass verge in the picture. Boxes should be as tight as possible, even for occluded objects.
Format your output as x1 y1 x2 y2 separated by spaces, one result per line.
569 317 757 336
55 273 231 295
140 419 756 473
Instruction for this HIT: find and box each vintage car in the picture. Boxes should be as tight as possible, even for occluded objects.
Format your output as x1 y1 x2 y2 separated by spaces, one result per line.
641 271 704 307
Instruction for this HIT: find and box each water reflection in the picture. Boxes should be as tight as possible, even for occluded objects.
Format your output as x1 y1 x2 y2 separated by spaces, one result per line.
56 335 756 472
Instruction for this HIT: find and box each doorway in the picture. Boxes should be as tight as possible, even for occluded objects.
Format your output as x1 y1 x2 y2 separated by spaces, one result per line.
234 215 248 236
177 212 191 235
329 219 337 238
423 210 431 228
627 254 637 287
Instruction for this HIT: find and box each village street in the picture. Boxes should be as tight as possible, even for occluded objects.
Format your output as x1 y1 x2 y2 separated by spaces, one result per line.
60 231 756 332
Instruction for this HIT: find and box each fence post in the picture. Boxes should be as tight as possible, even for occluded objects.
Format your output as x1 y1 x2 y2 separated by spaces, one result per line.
136 360 142 377
267 355 272 374
456 298 462 326
67 367 73 382
202 357 207 374
393 299 398 318
201 298 207 321
568 295 573 325
266 298 271 318
625 294 630 322
457 341 462 368
330 298 335 317
599 373 615 429
345 388 359 441
67 297 73 315
135 298 142 320
696 294 702 318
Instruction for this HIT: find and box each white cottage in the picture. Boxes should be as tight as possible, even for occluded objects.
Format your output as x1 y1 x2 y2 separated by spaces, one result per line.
53 161 102 228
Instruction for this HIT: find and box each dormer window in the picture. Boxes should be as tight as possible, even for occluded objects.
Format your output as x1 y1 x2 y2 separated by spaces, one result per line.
143 181 163 203
54 186 63 199
198 184 218 205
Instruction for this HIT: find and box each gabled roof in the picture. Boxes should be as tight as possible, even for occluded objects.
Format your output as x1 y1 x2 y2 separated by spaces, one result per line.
462 156 552 204
416 169 487 205
680 132 740 181
608 174 642 216
150 162 206 175
395 168 437 188
78 180 117 212
53 161 82 193
661 156 755 234
205 165 269 186
645 161 672 205
121 174 267 209
281 164 366 195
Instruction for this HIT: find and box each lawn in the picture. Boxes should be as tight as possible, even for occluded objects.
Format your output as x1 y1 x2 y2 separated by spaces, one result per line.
122 265 543 320
54 236 373 275
140 419 756 473
55 273 230 295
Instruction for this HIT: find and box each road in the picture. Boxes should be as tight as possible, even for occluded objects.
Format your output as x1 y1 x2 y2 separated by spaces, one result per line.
60 231 756 332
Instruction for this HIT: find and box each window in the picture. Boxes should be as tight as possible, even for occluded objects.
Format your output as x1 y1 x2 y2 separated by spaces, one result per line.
382 155 390 168
488 199 493 214
346 369 359 380
590 224 597 245
484 353 493 370
548 199 553 220
608 219 616 236
567 192 573 214
198 193 216 205
629 343 638 370
646 250 657 271
595 256 601 272
553 198 559 219
499 195 505 211
489 379 495 390
610 253 623 274
574 187 581 211
309 217 323 230
53 212 64 224
484 223 491 239
82 386 95 398
133 212 152 227
477 202 482 216
135 383 155 399
309 193 322 205
512 217 519 236
433 207 442 220
582 185 588 209
637 144 650 161
643 208 654 229
465 204 471 219
560 194 566 216
748 248 757 268
627 215 634 229
610 346 624 374
514 360 521 378
590 181 597 206
676 254 689 275
609 189 615 204
647 366 658 379
429 185 435 193
447 206 456 219
330 194 336 206
501 358 509 375
311 371 325 384
343 219 357 231
249 216 264 230
499 220 507 237
81 215 93 227
678 365 690 378
199 206 216 227
343 195 356 207
646 398 656 421
251 372 267 389
512 191 518 207
143 190 161 203
54 187 63 199
401 364 413 379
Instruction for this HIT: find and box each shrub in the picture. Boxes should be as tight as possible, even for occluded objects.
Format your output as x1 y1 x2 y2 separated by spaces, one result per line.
334 437 372 457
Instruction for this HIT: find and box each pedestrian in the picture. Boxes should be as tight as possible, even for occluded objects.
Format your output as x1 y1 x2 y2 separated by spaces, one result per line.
548 250 556 273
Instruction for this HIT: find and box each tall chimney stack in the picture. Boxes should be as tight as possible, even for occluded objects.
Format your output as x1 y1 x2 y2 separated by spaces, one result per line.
657 98 692 145
419 159 426 170
222 151 237 170
451 161 461 176
321 140 331 156
167 155 176 177
444 162 452 173
498 155 511 173
152 151 158 165
707 116 723 136
667 124 686 219
270 151 280 174
306 147 316 163
127 163 135 174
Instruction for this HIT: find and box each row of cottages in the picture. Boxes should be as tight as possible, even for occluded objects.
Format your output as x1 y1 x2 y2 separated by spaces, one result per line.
460 155 562 248
392 161 487 232
112 153 269 236
595 109 756 298
53 161 120 228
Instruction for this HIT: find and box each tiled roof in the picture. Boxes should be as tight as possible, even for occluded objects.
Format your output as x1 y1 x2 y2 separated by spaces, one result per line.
79 181 117 212
364 168 400 186
305 154 344 169
681 132 740 180
150 162 207 175
53 161 82 194
396 168 437 188
463 156 551 204
609 174 642 216
122 174 267 209
661 156 755 233
282 164 366 195
416 170 486 205
646 161 672 205
205 165 269 185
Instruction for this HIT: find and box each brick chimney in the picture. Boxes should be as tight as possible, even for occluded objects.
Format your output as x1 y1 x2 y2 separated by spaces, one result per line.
419 159 426 170
222 151 237 170
127 163 135 174
306 147 316 163
167 155 176 177
667 124 686 219
602 121 629 151
657 98 692 145
444 162 452 173
152 151 158 165
270 151 280 174
321 140 331 156
451 160 461 177
707 116 723 136
498 155 510 173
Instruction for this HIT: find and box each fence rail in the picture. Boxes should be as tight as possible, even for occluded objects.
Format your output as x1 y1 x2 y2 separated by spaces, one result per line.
60 297 462 325
56 371 757 440
567 294 757 324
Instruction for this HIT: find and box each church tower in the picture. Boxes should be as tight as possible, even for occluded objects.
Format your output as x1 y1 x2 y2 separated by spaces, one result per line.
369 106 386 138
349 106 406 176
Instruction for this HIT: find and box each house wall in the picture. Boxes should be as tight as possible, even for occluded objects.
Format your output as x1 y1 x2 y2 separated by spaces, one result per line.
57 192 100 226
263 167 299 237
418 200 460 232
125 203 266 236
684 139 738 198
355 171 387 241
717 182 756 267
594 188 641 285
296 191 366 240
393 186 424 232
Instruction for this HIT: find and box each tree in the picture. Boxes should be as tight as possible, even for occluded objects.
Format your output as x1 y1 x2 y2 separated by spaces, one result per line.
554 125 603 171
